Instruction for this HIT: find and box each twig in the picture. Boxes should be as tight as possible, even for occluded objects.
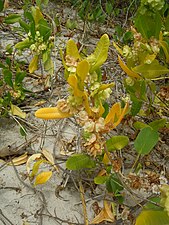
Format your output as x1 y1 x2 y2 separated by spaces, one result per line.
79 180 89 225
0 134 38 158
0 186 21 192
122 0 136 28
39 120 48 150
0 209 14 225
10 158 49 225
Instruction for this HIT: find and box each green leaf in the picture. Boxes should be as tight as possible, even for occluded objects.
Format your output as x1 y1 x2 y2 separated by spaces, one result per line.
66 154 96 170
159 41 169 63
106 174 123 193
3 69 13 87
106 136 129 151
42 51 48 63
4 14 21 24
134 127 159 155
148 118 166 131
133 121 149 130
132 60 169 79
102 102 109 118
144 197 162 210
130 95 143 116
0 0 4 12
15 39 32 50
105 2 113 15
15 71 26 85
36 0 49 6
38 18 51 41
19 20 30 33
135 210 169 225
44 57 53 74
94 175 109 184
135 13 162 39
20 126 27 137
89 34 110 73
165 14 169 31
0 62 6 69
5 57 11 67
30 21 36 39
123 31 133 44
65 18 77 30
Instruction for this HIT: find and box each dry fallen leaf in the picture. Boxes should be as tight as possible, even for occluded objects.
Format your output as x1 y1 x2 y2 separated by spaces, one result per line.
22 221 30 225
90 201 115 224
42 149 59 171
9 152 28 166
34 100 46 107
34 171 52 186
10 104 26 119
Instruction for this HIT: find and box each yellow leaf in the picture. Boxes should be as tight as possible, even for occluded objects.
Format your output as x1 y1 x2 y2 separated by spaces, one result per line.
10 104 26 119
159 41 169 63
90 201 115 224
34 100 46 107
31 6 43 26
35 107 71 119
144 54 156 64
90 34 110 73
34 171 52 186
105 102 129 129
98 83 115 92
98 101 105 117
29 55 39 73
104 102 121 125
22 222 30 225
135 210 169 225
9 152 28 166
67 74 84 96
113 42 123 55
66 39 80 60
83 91 92 117
118 55 140 78
30 159 45 177
26 153 42 174
76 60 90 83
160 184 169 217
112 102 129 129
102 153 110 165
159 31 163 42
60 49 68 69
42 149 59 171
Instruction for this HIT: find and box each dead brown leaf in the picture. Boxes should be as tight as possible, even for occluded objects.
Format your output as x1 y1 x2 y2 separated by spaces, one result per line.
90 201 115 224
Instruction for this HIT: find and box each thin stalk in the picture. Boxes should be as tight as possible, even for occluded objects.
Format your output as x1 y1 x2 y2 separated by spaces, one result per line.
79 180 89 225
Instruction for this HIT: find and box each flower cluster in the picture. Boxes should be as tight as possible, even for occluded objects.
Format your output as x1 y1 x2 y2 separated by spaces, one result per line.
123 27 160 65
76 111 106 157
141 0 165 12
29 31 54 55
